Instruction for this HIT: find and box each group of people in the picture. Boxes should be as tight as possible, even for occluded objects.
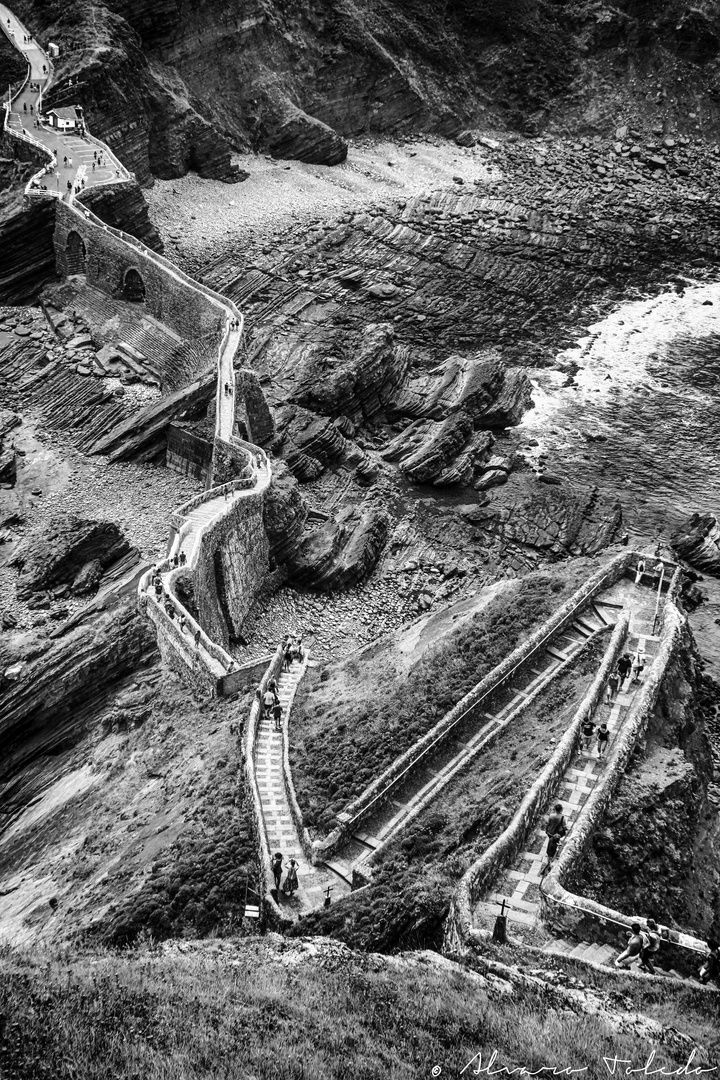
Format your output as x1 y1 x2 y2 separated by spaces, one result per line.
271 853 299 897
261 679 283 732
614 919 662 973
634 558 665 588
283 635 304 671
577 648 648 763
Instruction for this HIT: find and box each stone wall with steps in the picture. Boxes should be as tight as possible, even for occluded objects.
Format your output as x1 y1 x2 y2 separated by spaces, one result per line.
313 551 636 864
443 611 630 952
443 564 713 983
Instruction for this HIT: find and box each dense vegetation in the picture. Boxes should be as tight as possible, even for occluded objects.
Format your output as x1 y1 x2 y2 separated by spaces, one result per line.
292 566 589 833
99 721 258 946
293 632 609 953
0 938 716 1080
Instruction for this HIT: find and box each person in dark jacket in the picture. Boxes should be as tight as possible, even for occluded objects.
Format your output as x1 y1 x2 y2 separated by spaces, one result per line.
541 803 568 873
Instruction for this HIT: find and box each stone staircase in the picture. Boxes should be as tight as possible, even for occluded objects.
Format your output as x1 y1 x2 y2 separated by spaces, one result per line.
473 619 656 936
326 595 623 885
541 937 689 981
254 658 351 916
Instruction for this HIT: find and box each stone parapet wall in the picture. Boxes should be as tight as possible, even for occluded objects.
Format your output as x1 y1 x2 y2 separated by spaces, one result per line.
317 552 636 858
54 200 224 347
142 591 222 697
444 614 629 952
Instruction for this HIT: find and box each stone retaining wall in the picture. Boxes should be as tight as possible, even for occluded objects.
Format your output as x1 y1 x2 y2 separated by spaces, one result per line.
193 488 269 649
314 552 636 861
443 613 629 952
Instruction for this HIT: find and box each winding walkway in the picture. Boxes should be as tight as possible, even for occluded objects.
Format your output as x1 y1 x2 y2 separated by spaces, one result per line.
1 3 266 686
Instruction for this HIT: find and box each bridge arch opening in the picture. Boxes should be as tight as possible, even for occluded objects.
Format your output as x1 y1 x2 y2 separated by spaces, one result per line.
66 231 86 276
123 267 146 303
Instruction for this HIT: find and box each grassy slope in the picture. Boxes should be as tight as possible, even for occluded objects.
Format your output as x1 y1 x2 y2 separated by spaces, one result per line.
0 937 717 1080
291 564 591 833
293 631 609 952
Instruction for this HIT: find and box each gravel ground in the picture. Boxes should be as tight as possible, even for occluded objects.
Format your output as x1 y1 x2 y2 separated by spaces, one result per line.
0 425 200 631
145 135 501 273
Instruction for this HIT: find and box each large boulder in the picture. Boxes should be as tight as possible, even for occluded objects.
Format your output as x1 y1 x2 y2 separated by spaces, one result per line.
289 505 389 591
671 513 720 573
267 103 348 166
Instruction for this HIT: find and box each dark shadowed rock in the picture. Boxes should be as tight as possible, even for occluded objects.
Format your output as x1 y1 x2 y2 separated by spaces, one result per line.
671 513 720 574
267 104 348 166
289 506 389 591
13 515 131 598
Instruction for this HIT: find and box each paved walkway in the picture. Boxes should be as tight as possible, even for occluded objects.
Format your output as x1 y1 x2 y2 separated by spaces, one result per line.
254 659 350 916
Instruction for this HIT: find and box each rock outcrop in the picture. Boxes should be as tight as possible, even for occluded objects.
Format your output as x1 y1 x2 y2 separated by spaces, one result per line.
287 323 409 422
12 514 131 599
0 600 157 779
267 103 348 166
466 482 623 559
263 461 310 567
289 505 389 592
671 513 720 574
382 415 494 486
263 463 387 590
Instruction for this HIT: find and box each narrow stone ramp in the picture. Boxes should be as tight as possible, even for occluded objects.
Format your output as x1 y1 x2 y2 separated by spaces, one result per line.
254 658 350 916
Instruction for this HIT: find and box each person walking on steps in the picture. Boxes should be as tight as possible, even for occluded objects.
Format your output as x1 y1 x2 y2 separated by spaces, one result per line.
615 923 644 968
631 651 646 685
596 722 610 759
639 919 661 974
605 670 620 705
283 639 293 672
541 803 568 874
580 718 596 756
634 558 647 586
271 851 283 893
617 652 633 689
283 858 299 896
263 686 276 721
273 700 283 733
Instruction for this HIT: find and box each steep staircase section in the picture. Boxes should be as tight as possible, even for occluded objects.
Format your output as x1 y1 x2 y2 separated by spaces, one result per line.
319 568 632 886
252 657 351 918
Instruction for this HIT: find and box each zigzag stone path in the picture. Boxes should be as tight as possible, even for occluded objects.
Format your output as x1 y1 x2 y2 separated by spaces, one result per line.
472 573 697 981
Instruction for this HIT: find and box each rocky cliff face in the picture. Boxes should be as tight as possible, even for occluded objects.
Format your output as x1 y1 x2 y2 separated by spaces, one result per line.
672 513 720 574
11 0 720 184
0 600 157 782
569 626 720 941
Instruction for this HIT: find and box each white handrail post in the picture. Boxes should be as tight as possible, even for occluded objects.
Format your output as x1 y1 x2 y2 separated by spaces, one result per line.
651 565 665 636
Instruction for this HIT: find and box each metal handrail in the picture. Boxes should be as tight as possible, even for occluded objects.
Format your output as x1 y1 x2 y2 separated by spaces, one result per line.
542 890 709 956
